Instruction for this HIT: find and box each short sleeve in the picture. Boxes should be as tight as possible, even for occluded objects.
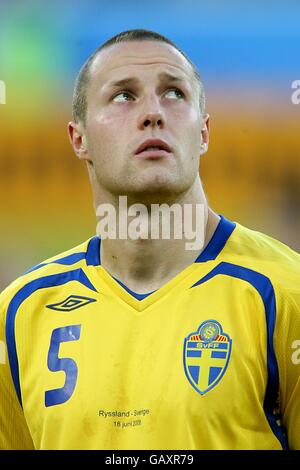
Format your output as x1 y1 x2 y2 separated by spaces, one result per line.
275 287 300 449
0 290 34 449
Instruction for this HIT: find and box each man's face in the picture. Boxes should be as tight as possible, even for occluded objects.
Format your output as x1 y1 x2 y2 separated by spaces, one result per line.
78 41 208 201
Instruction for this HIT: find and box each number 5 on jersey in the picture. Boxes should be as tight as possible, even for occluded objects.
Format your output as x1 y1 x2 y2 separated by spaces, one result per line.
45 325 81 407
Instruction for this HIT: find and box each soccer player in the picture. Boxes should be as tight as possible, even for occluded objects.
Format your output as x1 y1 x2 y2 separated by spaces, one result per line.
0 29 299 450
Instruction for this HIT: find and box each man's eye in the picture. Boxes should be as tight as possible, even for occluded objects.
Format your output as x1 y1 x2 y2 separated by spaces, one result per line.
165 89 184 100
112 91 133 102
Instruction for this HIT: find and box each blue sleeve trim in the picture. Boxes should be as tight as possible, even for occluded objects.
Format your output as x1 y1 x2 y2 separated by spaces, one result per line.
5 268 97 407
194 215 236 263
23 253 87 275
191 261 288 449
86 236 101 266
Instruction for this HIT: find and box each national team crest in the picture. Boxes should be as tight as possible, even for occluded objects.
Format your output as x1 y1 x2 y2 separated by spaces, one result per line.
183 320 232 395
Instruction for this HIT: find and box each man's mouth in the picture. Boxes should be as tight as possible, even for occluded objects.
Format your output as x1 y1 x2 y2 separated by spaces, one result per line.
135 139 172 158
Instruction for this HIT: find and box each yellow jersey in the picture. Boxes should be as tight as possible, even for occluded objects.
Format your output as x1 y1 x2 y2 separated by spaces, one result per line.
0 216 299 449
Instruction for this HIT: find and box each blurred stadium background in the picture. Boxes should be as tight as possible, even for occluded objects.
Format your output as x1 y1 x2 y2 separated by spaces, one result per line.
0 0 299 290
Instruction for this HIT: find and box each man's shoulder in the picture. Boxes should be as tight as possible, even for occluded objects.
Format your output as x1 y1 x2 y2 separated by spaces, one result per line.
228 221 300 291
0 236 95 309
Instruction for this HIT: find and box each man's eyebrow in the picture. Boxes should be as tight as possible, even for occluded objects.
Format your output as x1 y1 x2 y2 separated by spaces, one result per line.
157 72 187 83
107 77 139 89
107 72 187 89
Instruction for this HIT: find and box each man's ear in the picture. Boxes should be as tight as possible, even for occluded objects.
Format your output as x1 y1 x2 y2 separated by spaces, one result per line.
200 113 210 156
67 121 91 162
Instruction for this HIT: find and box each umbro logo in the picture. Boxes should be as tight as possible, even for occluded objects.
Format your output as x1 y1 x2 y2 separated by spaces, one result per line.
46 295 97 312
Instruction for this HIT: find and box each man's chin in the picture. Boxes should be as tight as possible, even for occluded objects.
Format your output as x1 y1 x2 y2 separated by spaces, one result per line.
121 180 190 205
99 169 193 204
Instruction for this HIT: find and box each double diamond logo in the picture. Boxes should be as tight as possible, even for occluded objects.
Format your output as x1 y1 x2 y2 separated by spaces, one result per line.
46 295 96 312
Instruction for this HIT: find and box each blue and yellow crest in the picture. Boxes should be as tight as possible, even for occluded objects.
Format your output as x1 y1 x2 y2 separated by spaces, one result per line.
183 320 232 395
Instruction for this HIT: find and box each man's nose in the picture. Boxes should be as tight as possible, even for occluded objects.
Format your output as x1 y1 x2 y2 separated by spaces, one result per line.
137 95 164 130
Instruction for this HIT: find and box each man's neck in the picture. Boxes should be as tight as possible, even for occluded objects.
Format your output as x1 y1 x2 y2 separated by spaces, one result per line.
97 178 220 294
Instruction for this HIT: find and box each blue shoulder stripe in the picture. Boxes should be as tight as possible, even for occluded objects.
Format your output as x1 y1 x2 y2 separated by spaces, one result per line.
5 268 97 407
191 261 288 449
23 252 87 275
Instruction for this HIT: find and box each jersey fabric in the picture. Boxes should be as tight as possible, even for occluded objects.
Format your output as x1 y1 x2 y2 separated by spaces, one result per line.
0 215 299 450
